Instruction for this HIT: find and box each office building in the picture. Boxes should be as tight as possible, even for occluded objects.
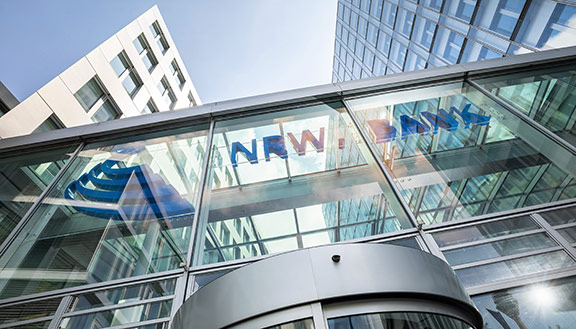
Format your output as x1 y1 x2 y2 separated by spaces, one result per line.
0 46 574 328
0 6 200 139
332 0 576 82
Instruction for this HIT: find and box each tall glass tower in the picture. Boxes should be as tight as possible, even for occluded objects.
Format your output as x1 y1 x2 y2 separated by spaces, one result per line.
332 0 576 82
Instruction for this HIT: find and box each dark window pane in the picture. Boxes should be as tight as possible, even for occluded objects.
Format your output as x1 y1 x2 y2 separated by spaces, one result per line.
91 100 120 123
74 78 104 112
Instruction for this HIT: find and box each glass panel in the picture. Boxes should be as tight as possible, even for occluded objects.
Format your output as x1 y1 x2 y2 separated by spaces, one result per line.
68 279 176 312
134 324 168 329
433 217 540 247
157 37 169 52
456 250 575 286
0 125 208 298
74 78 104 112
443 0 477 23
443 233 557 266
143 52 157 71
559 226 576 243
150 22 161 38
383 237 420 249
194 102 411 265
328 312 472 329
91 100 120 123
431 27 464 64
122 72 140 96
193 270 231 290
412 16 435 51
60 300 171 329
133 35 146 54
473 0 526 38
0 147 76 246
33 115 62 134
473 276 576 329
142 99 158 114
8 321 51 329
0 298 61 325
110 53 129 77
347 82 576 225
474 66 576 148
460 40 502 63
540 207 576 226
513 0 576 51
266 318 314 329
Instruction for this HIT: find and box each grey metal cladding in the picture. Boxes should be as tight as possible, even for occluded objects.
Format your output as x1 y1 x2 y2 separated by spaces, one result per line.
172 243 482 329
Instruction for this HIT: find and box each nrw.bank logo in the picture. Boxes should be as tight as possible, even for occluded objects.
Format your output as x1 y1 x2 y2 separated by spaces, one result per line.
229 104 490 167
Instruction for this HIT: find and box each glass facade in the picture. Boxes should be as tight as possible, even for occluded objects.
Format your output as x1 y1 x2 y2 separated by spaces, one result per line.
0 53 574 329
0 125 208 299
333 0 576 82
194 102 411 265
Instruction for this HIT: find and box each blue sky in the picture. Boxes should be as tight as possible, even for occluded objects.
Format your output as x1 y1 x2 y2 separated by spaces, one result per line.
0 0 337 103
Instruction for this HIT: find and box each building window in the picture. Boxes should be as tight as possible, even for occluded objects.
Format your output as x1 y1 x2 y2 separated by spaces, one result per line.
32 114 64 134
74 77 121 123
91 100 121 123
74 78 104 112
157 76 176 109
110 51 142 98
142 98 158 114
150 21 170 53
133 33 158 72
188 91 197 107
170 59 186 87
538 4 576 48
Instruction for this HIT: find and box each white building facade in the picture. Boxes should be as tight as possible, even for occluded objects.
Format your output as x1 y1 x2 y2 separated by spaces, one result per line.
0 6 200 139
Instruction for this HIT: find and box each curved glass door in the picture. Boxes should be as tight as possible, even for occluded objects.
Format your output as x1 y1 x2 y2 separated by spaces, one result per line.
328 312 473 329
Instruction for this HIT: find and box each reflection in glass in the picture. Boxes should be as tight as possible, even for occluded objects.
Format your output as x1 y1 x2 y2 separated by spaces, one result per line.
0 297 61 325
10 321 51 329
348 82 576 225
475 65 576 148
513 0 576 51
0 147 76 245
68 279 176 312
473 276 576 329
433 216 539 247
540 207 576 226
0 126 208 298
328 312 472 329
266 318 314 329
456 250 575 286
443 233 557 266
61 300 171 329
195 102 411 265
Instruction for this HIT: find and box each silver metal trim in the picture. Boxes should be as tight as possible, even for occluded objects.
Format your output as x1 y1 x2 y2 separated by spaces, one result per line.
186 120 215 269
48 295 72 329
172 243 481 329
